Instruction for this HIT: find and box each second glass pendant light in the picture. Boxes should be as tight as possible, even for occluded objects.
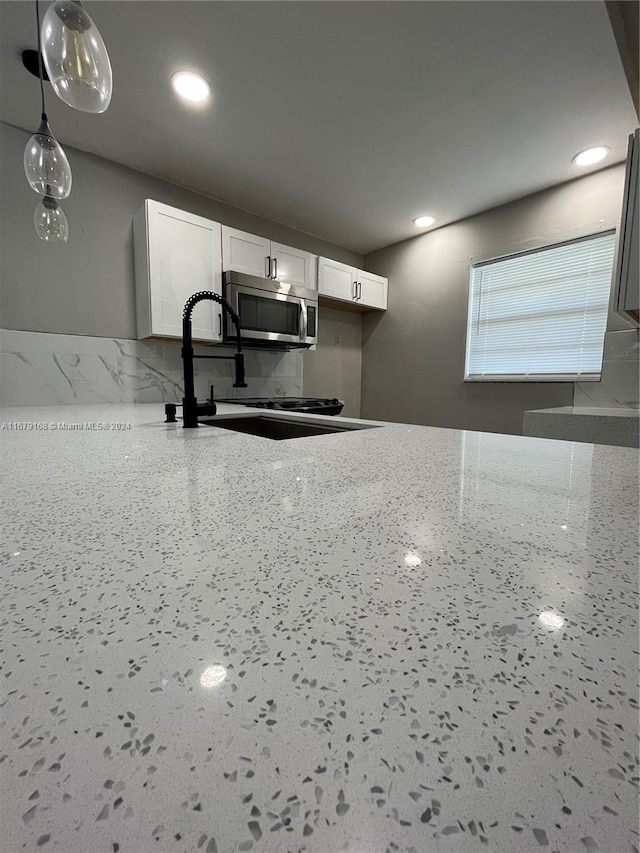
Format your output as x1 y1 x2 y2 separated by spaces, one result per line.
23 115 72 199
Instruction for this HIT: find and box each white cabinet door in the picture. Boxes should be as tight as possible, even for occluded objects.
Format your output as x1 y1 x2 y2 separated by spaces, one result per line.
358 270 388 310
271 242 317 289
222 229 318 288
135 200 222 342
318 257 357 303
221 226 271 278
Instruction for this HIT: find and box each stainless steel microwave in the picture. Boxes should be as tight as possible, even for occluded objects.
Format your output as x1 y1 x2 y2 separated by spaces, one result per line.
223 271 318 348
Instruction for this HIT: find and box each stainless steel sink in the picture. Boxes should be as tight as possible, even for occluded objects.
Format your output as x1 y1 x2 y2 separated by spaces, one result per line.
200 415 377 440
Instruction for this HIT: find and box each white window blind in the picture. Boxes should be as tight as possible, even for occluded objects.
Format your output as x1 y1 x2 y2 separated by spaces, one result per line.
465 231 616 381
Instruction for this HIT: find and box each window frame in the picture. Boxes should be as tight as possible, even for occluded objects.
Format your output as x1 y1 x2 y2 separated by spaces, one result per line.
463 230 616 383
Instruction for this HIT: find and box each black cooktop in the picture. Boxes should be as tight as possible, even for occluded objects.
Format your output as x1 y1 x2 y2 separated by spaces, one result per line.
215 396 344 415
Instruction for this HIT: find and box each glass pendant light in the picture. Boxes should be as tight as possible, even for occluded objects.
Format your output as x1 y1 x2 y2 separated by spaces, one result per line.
23 0 72 200
34 195 69 242
24 115 72 198
41 0 112 113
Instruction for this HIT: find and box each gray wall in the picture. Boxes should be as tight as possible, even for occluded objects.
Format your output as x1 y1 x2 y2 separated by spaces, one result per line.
361 164 626 435
0 121 363 338
302 307 362 417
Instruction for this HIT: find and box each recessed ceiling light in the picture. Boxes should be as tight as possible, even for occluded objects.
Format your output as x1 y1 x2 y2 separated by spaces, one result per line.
171 71 210 103
413 215 435 228
572 146 609 167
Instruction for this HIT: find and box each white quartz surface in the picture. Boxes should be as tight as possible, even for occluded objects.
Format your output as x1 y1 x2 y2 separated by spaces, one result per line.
1 404 638 853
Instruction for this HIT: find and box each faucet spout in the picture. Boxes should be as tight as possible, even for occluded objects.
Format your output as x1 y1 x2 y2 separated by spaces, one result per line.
182 290 247 428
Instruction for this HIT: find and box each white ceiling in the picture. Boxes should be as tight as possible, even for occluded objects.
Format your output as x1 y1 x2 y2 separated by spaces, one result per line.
0 1 636 255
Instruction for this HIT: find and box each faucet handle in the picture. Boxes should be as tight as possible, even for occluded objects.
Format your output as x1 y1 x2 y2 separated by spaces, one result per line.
233 353 247 388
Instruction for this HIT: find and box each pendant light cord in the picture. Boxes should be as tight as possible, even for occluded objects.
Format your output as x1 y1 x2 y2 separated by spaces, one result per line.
35 0 46 119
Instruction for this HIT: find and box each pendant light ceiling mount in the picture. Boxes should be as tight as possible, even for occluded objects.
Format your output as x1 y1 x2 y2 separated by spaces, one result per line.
21 49 50 81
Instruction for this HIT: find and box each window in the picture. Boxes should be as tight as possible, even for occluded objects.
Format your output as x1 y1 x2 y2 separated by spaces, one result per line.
464 231 616 381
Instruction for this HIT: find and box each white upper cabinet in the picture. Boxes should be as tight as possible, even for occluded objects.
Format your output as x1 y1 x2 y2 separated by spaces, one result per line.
133 200 385 346
134 200 223 342
318 257 388 310
271 241 317 290
221 226 271 278
221 226 317 290
318 258 358 302
358 270 388 310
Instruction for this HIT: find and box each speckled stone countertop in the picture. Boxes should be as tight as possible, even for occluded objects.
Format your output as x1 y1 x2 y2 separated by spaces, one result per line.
526 406 640 418
1 404 638 853
523 407 639 449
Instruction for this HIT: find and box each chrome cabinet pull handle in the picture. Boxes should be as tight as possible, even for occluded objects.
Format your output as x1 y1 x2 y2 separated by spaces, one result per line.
266 256 272 278
353 281 357 300
357 281 362 300
272 257 278 279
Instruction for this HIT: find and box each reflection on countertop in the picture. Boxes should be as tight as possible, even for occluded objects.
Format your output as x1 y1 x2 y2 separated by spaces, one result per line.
1 403 638 853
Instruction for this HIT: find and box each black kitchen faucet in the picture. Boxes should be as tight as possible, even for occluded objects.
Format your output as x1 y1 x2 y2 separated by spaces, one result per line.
179 290 247 428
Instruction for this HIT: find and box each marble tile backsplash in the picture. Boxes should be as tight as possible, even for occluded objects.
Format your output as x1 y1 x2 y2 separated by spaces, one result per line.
0 329 303 406
574 329 640 409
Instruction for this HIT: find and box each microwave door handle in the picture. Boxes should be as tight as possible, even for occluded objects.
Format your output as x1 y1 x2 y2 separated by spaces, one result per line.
300 299 308 342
